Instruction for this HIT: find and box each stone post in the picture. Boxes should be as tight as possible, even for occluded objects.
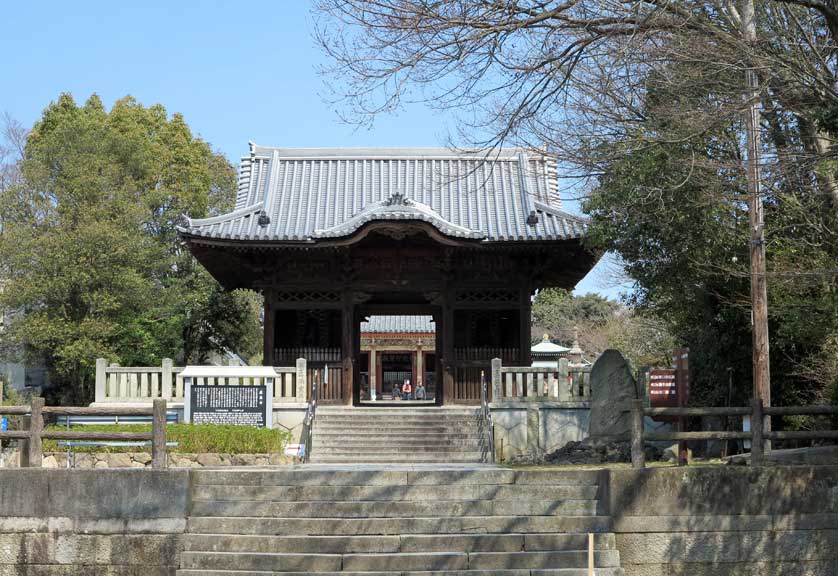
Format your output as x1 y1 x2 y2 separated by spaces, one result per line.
526 405 541 462
95 358 107 403
491 358 502 402
295 357 307 403
631 399 645 469
558 358 570 401
161 358 173 400
152 399 167 469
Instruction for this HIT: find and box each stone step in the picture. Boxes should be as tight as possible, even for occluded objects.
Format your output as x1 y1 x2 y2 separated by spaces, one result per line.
313 426 480 435
183 532 617 554
189 499 600 519
187 515 614 536
314 417 479 424
180 550 620 572
308 454 484 464
313 431 482 439
310 444 482 454
177 569 625 576
192 483 600 502
190 469 602 487
316 408 478 414
310 443 483 453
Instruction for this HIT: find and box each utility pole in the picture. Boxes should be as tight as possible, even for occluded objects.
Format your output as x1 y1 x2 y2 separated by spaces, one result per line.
741 0 771 445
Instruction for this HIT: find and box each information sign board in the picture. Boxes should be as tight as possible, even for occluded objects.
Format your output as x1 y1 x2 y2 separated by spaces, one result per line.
649 369 677 406
185 384 272 428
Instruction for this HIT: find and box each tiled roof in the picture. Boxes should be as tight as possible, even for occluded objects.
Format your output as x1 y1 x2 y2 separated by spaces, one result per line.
361 315 436 334
179 145 587 243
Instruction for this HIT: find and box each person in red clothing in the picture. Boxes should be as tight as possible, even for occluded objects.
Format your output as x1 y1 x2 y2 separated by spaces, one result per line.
401 379 412 400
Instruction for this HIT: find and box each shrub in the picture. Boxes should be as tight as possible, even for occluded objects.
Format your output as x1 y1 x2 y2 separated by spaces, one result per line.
42 423 290 454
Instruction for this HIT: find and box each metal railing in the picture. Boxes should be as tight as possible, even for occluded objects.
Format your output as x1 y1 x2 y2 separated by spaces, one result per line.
0 398 169 469
478 370 495 464
300 370 319 463
630 399 838 468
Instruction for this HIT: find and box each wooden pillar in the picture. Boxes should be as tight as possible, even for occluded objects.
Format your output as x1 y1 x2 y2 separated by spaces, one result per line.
28 397 45 467
263 292 275 366
369 346 378 395
442 288 455 404
519 282 532 366
416 345 424 387
341 292 354 405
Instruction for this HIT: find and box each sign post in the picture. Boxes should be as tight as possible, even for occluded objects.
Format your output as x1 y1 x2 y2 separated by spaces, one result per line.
673 348 690 465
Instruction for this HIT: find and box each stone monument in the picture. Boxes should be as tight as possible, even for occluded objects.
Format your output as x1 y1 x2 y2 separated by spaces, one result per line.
588 349 640 442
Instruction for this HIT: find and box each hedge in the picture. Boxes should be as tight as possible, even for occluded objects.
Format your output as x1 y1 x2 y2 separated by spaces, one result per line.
41 423 290 454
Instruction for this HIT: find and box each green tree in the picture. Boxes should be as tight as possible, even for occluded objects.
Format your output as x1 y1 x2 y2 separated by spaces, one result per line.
316 1 838 409
532 289 618 338
584 65 838 406
532 288 673 370
0 94 262 404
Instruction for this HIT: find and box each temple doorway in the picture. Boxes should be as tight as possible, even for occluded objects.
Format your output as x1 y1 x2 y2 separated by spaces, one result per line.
357 314 438 406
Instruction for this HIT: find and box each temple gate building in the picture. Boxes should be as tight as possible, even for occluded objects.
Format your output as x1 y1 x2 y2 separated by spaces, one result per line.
179 145 597 406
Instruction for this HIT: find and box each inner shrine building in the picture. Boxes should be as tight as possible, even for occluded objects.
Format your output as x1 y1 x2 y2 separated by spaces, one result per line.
179 145 597 405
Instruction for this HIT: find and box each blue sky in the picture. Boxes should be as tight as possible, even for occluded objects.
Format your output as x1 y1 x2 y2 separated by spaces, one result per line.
3 1 628 298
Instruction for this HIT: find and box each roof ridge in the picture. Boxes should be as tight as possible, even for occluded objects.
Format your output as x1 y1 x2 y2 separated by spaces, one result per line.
249 145 546 159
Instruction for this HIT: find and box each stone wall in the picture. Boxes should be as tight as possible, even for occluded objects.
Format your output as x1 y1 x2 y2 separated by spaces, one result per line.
1 451 292 468
2 465 837 575
491 402 590 462
0 469 188 575
607 466 838 576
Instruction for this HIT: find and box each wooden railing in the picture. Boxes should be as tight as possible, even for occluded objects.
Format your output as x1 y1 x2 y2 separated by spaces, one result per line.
630 399 838 468
0 398 168 468
95 358 308 404
490 358 591 402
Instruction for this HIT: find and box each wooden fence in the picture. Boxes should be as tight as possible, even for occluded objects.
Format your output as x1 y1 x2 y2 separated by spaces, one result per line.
490 358 591 402
630 399 838 468
0 398 168 468
95 358 307 405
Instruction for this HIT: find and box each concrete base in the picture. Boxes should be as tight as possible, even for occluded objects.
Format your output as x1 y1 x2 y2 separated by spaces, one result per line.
491 402 590 462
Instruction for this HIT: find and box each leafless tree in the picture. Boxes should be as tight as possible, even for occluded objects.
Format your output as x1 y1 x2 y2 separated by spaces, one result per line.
315 1 837 203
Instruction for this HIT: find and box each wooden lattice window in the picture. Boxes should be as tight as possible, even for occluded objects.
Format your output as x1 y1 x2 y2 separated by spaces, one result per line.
455 290 518 304
275 291 340 303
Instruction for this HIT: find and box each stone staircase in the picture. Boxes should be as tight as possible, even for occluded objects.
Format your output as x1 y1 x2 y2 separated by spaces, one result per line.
309 407 484 463
178 467 624 575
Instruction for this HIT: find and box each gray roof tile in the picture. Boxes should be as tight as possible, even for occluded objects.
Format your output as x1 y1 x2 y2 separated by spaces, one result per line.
361 316 436 334
181 145 586 243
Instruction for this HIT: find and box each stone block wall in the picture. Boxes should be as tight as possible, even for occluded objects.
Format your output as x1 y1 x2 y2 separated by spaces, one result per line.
0 469 188 575
607 466 838 576
491 402 590 462
1 451 292 469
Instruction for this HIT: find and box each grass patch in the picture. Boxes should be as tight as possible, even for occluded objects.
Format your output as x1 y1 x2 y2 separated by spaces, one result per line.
42 423 290 454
